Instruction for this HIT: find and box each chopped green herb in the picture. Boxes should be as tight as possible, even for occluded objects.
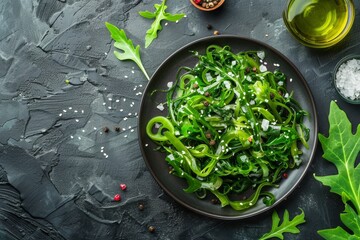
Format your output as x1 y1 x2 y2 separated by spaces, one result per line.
139 0 185 48
259 209 306 240
314 101 360 239
105 22 150 80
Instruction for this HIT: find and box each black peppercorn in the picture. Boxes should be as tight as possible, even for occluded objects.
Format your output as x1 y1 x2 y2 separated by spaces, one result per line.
148 226 155 233
203 101 209 107
138 203 144 211
204 91 210 97
114 126 121 132
205 132 212 139
207 24 213 30
209 139 216 146
103 127 109 133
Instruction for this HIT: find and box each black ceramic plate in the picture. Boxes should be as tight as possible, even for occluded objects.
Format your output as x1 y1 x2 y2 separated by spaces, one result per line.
138 35 318 220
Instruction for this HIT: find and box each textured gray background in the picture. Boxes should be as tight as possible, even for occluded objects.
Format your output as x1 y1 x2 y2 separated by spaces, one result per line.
0 0 359 239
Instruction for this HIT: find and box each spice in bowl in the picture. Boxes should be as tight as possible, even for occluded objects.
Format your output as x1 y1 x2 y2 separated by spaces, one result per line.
334 56 360 103
190 0 225 11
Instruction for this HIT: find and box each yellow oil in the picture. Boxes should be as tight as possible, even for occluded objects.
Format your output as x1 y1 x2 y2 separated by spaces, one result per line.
285 0 350 44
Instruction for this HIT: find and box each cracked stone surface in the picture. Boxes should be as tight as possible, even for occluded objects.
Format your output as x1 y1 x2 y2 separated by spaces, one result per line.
0 0 360 239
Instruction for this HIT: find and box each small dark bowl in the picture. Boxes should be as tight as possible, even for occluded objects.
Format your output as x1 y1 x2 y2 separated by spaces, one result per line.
333 55 360 104
190 0 225 11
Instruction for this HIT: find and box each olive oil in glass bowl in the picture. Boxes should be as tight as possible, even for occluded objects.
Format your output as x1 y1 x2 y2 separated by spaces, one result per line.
283 0 355 48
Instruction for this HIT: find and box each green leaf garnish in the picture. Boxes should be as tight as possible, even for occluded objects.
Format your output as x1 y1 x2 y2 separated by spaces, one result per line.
259 209 306 240
105 22 150 80
139 0 185 48
314 101 360 239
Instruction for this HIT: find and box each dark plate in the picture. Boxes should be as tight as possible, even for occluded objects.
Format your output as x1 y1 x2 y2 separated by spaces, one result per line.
138 35 318 220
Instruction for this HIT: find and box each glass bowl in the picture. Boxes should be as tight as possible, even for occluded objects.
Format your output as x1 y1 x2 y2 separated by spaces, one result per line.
333 55 360 104
283 0 355 48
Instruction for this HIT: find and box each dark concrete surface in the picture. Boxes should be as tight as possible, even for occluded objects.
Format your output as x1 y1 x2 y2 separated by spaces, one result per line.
0 0 359 239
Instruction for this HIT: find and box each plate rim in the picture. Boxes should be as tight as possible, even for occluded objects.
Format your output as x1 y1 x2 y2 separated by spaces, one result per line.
138 35 318 220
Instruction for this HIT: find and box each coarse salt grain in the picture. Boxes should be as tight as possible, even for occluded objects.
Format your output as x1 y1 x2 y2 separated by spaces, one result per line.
157 103 165 111
259 65 267 72
335 58 360 100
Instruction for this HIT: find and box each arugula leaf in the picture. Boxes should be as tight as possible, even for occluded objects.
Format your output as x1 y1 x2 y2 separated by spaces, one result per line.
139 0 185 48
314 101 360 239
105 22 150 80
259 209 306 240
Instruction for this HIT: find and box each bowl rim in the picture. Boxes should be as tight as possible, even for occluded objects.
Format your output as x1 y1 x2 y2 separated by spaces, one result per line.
189 0 225 11
283 0 356 48
333 54 360 104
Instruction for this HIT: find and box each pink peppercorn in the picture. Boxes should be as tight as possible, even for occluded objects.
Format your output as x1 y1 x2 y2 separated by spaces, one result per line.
114 194 121 201
120 183 127 191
